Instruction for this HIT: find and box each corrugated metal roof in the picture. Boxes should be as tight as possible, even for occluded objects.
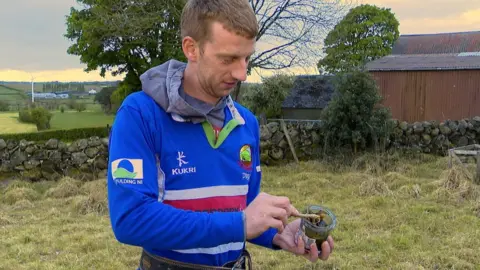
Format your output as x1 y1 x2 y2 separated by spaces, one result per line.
365 53 480 71
391 31 480 54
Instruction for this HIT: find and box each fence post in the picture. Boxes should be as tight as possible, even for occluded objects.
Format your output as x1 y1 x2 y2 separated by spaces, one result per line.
475 152 480 185
280 119 299 163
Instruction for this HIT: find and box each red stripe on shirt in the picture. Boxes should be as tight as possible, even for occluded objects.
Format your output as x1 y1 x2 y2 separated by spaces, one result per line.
163 195 247 213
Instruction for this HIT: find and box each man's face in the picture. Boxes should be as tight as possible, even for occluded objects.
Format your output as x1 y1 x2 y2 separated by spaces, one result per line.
194 21 256 100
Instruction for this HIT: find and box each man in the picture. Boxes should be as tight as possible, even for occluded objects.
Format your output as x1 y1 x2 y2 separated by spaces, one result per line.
107 0 334 269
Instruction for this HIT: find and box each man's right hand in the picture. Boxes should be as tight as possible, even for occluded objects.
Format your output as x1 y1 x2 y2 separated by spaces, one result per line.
243 192 299 240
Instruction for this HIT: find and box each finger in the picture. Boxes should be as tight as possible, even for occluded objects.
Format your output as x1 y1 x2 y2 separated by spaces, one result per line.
287 204 300 217
295 234 305 255
267 217 285 234
308 243 319 262
268 206 288 227
327 236 334 252
269 195 291 209
319 240 331 261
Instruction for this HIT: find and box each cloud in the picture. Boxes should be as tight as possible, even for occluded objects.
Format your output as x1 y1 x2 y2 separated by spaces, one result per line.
364 0 474 20
363 0 479 34
0 0 82 71
399 9 480 34
1 0 478 82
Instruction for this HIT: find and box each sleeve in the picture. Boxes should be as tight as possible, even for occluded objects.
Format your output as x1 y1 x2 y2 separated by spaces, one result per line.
244 117 282 250
107 102 245 250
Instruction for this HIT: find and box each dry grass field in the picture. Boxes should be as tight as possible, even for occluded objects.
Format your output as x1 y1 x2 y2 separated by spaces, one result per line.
1 152 479 270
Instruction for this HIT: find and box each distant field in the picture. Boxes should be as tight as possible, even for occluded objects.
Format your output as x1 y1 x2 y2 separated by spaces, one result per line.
0 85 26 102
49 111 114 130
2 83 107 92
0 111 115 135
1 83 42 92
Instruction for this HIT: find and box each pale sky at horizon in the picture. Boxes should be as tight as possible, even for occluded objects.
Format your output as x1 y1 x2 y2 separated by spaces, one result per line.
0 0 479 83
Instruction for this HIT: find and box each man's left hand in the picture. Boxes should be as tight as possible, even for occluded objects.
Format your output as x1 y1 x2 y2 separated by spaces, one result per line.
272 219 334 262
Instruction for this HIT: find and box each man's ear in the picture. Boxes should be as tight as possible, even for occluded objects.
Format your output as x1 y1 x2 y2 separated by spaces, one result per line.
182 36 199 62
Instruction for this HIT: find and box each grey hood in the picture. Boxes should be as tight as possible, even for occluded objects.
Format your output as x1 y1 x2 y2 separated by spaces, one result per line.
140 59 227 126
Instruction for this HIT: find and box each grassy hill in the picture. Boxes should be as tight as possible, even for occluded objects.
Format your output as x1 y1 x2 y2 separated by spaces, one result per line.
2 82 118 93
0 85 26 101
2 83 41 92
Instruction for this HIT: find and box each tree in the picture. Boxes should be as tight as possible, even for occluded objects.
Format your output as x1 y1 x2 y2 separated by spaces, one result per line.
242 73 294 118
65 0 187 101
94 86 116 113
233 0 353 101
317 4 400 74
320 71 393 154
65 0 354 106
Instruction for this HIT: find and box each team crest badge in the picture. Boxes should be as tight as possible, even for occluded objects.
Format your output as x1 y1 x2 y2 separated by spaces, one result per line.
239 144 252 170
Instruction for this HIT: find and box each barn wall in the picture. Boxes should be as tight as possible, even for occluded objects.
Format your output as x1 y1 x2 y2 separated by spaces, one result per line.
370 70 480 122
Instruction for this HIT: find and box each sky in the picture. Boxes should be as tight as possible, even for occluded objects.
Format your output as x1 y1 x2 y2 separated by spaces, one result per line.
0 0 479 83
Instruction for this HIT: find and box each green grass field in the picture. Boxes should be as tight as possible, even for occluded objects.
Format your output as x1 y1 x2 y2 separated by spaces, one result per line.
49 111 114 130
1 153 479 269
0 110 115 134
0 112 37 134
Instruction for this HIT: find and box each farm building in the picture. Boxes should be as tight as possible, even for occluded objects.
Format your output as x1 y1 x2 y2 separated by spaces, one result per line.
366 31 480 122
281 75 335 120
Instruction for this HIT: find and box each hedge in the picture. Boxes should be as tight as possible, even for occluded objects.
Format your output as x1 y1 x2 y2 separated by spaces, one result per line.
0 126 110 143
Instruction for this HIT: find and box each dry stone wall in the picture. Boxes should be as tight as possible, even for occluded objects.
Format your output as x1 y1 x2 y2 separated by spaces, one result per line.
389 117 480 153
1 116 480 181
260 116 480 162
0 137 109 182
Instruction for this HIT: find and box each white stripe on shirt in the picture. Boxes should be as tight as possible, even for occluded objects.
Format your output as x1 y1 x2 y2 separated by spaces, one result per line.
164 185 249 200
172 242 245 255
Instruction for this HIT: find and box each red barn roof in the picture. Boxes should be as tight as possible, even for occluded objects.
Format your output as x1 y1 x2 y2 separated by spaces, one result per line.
365 53 480 71
391 31 480 55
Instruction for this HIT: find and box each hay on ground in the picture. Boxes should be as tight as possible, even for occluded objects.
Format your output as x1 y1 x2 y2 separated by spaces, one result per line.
396 184 421 199
2 180 33 193
72 179 108 215
12 199 34 210
1 187 39 205
44 177 82 199
382 172 412 190
0 213 14 226
434 166 480 202
343 172 371 183
359 177 392 197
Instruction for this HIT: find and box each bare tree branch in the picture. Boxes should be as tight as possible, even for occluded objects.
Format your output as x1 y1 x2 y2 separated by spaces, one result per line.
248 0 356 73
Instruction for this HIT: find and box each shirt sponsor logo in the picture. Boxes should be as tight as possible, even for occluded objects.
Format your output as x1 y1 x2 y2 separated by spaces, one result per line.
239 144 252 171
111 158 143 184
172 151 197 175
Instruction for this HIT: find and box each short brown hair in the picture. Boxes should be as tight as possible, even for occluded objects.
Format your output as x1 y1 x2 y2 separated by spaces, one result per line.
181 0 258 45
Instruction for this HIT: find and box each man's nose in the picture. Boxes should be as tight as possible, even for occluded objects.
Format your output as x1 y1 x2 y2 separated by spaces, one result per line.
231 60 248 82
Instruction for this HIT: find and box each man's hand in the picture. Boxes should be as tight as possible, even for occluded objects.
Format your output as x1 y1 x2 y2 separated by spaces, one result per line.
243 192 298 240
272 219 334 262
